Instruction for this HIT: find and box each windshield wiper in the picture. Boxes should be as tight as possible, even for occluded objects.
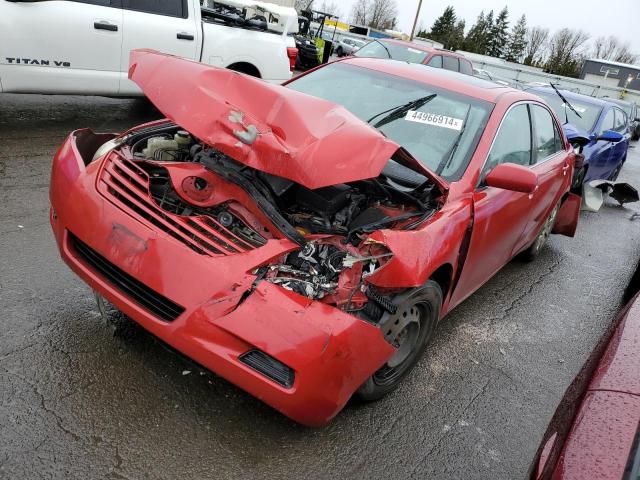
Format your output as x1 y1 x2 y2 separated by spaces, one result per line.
372 39 392 59
549 83 582 124
366 94 438 129
435 105 472 175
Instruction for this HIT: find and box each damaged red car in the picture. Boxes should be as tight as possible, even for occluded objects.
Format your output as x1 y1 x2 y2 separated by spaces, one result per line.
49 50 581 426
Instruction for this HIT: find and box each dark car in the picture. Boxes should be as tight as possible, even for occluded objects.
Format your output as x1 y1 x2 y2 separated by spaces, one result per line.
606 97 640 141
354 38 474 75
530 87 630 182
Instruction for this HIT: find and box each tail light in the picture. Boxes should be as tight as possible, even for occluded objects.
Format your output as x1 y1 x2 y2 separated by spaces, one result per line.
286 47 298 72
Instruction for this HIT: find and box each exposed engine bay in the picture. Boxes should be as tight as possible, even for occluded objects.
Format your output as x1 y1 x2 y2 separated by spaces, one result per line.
115 123 443 320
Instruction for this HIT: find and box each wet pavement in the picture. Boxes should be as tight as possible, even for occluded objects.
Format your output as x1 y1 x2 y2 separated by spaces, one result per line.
1 93 640 480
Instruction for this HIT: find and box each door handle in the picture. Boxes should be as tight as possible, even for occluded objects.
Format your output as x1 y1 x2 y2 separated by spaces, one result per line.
562 164 570 176
94 21 118 32
177 32 194 41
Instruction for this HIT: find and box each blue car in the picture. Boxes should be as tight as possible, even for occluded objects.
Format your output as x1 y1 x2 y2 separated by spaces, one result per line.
530 87 630 182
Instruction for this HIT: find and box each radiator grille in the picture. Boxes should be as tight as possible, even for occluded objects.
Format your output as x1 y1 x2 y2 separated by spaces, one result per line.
97 154 265 256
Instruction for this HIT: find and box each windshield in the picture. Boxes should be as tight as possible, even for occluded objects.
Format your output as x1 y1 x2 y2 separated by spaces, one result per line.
287 62 493 181
533 90 603 133
355 41 429 64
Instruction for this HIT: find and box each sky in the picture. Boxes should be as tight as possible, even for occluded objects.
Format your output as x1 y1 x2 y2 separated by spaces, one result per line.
328 0 640 54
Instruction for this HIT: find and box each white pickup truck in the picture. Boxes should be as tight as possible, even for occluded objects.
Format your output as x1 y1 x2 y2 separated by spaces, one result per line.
0 0 298 96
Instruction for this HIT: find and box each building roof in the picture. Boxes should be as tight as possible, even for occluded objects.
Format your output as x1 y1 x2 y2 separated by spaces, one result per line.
586 58 640 70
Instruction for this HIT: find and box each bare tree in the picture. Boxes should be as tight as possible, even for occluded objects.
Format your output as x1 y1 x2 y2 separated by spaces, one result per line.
294 0 313 13
350 0 397 30
369 0 398 30
545 28 590 77
318 1 340 17
350 0 368 25
592 36 638 64
523 26 549 66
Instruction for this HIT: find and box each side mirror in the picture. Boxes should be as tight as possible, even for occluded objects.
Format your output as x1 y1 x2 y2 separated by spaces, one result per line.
485 163 539 194
597 130 624 142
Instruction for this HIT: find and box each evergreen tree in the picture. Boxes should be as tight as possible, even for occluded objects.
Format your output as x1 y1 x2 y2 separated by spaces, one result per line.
482 10 494 54
429 6 457 45
463 11 489 53
487 7 509 58
505 14 527 63
448 20 466 51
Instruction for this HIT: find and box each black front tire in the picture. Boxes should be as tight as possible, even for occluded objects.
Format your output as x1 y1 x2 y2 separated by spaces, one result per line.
356 281 442 402
336 47 343 57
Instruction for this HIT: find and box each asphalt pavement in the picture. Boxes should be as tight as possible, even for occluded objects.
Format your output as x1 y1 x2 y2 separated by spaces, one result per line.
1 93 640 480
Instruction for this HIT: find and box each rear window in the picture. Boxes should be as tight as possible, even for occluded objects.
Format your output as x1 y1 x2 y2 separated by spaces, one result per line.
443 56 459 72
122 0 187 17
355 41 429 64
460 60 473 76
427 55 443 68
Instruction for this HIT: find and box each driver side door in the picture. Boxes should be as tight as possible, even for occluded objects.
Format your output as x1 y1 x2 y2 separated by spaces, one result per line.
451 103 536 305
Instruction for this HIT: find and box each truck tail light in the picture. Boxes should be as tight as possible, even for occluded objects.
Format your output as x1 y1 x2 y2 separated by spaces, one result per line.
286 47 298 72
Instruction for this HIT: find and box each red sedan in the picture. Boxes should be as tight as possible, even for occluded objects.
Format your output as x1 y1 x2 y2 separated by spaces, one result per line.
49 50 580 426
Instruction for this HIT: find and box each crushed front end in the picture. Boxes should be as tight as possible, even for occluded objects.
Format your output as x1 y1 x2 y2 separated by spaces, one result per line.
49 121 445 426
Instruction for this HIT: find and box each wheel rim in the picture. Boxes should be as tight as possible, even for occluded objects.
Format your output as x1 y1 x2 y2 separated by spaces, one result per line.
373 301 430 387
533 204 559 253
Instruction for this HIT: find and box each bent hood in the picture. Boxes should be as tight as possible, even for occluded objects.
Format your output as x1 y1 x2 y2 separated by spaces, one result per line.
129 49 443 190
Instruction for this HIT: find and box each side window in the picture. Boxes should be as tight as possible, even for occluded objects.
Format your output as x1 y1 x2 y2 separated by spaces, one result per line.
614 109 627 132
443 56 459 72
427 55 443 68
483 104 532 180
600 109 615 134
459 60 473 76
531 104 563 162
122 0 186 17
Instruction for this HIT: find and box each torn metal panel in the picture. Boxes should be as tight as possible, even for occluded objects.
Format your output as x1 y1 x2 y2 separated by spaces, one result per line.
583 180 639 211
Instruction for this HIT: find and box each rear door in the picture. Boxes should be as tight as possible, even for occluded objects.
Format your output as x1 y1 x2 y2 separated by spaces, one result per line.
517 103 570 252
118 0 199 94
612 107 630 165
0 0 122 94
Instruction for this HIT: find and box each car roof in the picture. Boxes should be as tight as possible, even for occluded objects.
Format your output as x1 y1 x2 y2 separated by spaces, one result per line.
603 97 634 108
376 38 465 57
338 57 539 104
528 86 614 109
